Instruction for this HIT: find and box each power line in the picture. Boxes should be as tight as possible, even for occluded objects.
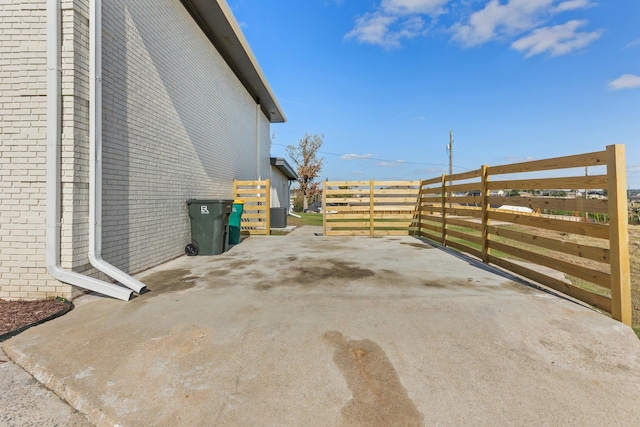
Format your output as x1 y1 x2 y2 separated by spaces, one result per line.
271 142 468 169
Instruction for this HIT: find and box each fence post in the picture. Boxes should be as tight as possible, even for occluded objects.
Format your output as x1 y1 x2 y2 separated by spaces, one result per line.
606 144 631 325
441 174 446 246
369 179 375 237
416 181 423 237
233 179 237 199
481 165 490 263
322 180 327 236
265 179 270 236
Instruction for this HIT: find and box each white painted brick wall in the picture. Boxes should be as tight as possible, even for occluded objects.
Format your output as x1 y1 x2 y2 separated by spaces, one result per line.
100 0 271 274
1 0 273 299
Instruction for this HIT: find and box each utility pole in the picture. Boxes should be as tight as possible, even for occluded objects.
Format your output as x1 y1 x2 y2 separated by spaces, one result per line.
448 130 453 177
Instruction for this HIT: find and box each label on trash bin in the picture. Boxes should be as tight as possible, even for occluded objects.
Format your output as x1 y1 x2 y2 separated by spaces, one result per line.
201 206 209 214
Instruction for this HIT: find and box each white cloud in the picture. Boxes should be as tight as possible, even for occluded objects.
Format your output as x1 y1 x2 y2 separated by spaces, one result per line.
553 0 595 13
511 20 601 57
341 153 374 160
451 0 597 49
344 0 446 48
376 160 406 167
494 155 536 163
625 38 640 49
452 0 555 46
345 11 426 48
381 0 449 16
608 74 640 91
346 0 600 54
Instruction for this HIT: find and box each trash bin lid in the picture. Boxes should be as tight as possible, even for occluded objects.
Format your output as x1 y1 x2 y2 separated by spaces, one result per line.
187 199 234 205
233 199 244 205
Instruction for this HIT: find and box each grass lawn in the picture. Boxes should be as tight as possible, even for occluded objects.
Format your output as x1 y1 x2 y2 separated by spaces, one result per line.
286 212 323 227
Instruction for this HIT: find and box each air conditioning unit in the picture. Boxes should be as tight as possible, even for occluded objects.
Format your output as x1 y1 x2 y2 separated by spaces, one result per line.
270 207 287 228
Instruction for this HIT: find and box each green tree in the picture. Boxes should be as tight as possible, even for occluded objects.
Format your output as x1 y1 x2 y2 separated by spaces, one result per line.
286 133 325 211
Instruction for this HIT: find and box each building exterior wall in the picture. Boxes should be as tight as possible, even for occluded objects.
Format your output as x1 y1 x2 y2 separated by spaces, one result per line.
270 169 290 210
0 0 273 299
0 0 66 300
100 0 270 274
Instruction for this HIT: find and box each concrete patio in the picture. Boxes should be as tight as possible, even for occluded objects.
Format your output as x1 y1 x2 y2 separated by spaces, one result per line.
3 226 640 426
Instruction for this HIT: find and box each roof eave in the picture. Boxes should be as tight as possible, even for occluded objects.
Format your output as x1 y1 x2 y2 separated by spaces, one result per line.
180 0 286 123
270 157 298 180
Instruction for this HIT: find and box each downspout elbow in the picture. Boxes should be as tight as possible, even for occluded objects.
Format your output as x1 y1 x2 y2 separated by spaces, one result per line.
47 264 133 301
87 250 147 294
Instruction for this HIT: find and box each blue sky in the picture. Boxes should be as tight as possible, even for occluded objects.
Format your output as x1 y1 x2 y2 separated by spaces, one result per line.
228 0 640 188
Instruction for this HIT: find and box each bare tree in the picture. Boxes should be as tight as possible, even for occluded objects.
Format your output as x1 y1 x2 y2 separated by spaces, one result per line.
286 133 325 211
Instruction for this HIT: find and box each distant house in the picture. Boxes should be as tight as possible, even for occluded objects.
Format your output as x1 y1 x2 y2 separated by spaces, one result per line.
270 158 298 211
0 0 285 300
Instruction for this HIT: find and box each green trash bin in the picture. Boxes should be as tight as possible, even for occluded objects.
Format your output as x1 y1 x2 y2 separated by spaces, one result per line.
185 199 233 255
229 199 244 245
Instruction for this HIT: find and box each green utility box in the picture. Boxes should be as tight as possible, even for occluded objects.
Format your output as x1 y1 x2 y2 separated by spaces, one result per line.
186 199 233 256
229 200 244 245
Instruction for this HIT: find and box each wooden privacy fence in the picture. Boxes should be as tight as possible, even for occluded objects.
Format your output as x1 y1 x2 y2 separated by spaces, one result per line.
233 179 270 236
322 180 421 236
323 145 631 325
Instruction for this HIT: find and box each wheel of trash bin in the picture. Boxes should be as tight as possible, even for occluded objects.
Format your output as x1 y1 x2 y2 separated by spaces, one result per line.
185 243 198 256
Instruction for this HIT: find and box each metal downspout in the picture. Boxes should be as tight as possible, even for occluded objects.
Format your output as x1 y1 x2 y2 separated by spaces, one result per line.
88 0 146 294
256 102 261 180
46 0 132 301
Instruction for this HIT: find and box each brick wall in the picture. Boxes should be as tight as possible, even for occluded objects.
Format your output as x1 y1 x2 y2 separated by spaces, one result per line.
0 0 68 299
0 0 273 299
100 0 271 275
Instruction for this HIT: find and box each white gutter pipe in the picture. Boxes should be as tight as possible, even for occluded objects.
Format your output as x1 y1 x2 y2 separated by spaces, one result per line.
88 0 146 294
256 102 261 180
46 0 132 301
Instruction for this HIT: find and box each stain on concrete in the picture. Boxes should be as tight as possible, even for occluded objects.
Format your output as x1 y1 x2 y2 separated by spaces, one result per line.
500 281 539 295
293 260 375 285
324 331 424 427
254 282 273 291
225 260 252 270
199 269 231 280
401 242 434 249
141 269 198 297
423 281 447 288
422 278 476 289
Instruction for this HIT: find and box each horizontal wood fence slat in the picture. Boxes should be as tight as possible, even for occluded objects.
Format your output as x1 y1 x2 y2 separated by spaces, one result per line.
488 225 610 263
322 144 631 325
324 179 420 238
487 256 612 313
488 210 610 239
420 177 443 186
488 240 611 289
489 150 607 175
444 182 483 193
446 217 483 232
487 196 609 214
446 169 483 181
446 228 483 246
487 175 608 191
234 179 270 236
